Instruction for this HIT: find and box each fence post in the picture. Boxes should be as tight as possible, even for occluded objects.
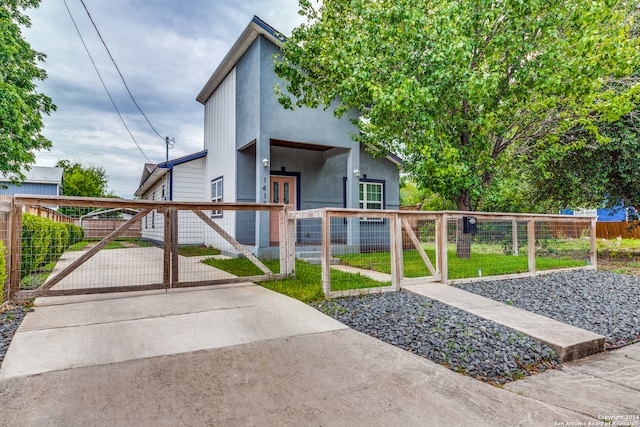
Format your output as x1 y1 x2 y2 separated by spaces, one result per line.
321 209 331 296
389 213 401 291
437 213 448 284
527 218 536 274
280 205 295 277
9 200 22 299
590 217 597 269
512 219 519 256
163 208 172 289
171 208 179 286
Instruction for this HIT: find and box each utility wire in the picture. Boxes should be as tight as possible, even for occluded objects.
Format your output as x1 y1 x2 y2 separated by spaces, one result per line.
79 0 165 141
63 0 151 163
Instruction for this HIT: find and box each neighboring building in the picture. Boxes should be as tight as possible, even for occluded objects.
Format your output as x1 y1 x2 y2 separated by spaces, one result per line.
136 16 401 256
135 151 207 245
562 206 637 222
0 166 63 196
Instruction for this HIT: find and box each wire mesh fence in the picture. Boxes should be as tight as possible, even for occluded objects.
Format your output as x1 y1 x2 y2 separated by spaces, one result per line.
290 209 595 296
0 195 596 301
0 197 11 303
6 196 289 299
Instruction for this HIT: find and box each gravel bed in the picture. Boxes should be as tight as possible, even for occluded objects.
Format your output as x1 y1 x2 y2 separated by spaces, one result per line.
312 292 561 385
0 304 30 367
455 270 640 349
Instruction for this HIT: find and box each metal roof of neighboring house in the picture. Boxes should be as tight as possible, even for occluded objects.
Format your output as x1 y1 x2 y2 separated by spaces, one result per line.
196 16 284 104
134 150 207 197
0 166 63 184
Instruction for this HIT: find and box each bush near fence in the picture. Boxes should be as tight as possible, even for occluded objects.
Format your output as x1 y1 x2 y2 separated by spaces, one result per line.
21 213 84 277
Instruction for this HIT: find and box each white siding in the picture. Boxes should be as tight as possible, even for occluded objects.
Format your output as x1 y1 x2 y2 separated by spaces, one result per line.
173 159 206 245
139 176 167 243
203 67 237 253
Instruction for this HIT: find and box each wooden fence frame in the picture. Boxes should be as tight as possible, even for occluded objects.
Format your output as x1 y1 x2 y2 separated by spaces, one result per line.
7 195 294 299
289 208 597 298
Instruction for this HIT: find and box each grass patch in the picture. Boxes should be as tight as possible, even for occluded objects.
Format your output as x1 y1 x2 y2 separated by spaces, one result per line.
177 246 221 257
20 260 57 290
202 258 389 303
337 248 585 280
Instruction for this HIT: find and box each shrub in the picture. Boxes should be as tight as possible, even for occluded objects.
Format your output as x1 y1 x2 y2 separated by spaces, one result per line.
21 214 84 278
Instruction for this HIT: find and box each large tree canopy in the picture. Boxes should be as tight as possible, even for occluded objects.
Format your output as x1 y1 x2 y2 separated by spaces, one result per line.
275 0 640 211
526 106 640 216
0 0 54 181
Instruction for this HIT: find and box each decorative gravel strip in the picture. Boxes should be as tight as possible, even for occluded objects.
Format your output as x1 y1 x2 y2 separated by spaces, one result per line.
0 304 30 368
312 292 561 385
455 270 640 349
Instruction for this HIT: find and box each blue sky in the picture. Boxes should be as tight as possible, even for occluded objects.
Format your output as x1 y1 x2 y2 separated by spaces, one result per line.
23 0 307 198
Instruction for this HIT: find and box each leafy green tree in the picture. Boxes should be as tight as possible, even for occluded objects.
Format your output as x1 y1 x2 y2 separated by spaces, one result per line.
526 108 640 218
56 160 108 198
275 0 640 213
400 177 455 210
0 0 55 181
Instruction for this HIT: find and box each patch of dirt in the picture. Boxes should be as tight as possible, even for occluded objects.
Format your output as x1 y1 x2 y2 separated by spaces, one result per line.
118 241 141 248
597 260 640 277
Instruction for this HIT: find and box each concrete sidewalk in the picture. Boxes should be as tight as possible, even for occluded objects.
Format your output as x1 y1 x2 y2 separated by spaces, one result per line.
1 284 638 425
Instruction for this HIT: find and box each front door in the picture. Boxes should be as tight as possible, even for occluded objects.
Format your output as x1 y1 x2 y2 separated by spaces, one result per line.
270 175 296 243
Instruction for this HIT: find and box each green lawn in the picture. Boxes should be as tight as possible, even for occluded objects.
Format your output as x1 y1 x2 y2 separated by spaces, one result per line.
203 258 390 303
337 247 586 280
176 246 221 257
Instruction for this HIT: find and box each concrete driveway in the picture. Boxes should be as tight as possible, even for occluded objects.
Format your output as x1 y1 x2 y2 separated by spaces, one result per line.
1 282 639 426
45 247 235 291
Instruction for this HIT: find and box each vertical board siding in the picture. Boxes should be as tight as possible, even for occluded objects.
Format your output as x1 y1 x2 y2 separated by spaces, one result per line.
139 177 166 243
173 159 206 245
203 67 237 252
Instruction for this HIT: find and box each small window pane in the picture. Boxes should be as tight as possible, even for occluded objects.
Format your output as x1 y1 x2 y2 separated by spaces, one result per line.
273 182 279 203
284 182 289 204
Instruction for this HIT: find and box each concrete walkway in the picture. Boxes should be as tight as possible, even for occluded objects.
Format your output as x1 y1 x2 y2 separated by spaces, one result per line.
404 283 606 361
0 284 639 425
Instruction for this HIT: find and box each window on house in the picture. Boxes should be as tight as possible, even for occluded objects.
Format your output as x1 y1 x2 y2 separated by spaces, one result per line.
359 181 384 221
211 177 223 217
359 181 383 210
151 191 156 228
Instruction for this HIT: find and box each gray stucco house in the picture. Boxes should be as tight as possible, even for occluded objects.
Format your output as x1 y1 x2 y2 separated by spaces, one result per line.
0 166 63 197
137 16 401 256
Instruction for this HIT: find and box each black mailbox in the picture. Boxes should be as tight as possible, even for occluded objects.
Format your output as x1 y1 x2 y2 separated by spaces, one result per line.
463 216 477 235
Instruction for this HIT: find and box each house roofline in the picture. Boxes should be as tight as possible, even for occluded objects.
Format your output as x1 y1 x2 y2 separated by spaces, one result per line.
134 150 207 197
158 149 207 168
196 16 285 104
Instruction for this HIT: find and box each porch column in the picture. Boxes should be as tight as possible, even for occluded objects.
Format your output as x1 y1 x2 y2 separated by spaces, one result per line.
256 137 270 251
346 146 360 249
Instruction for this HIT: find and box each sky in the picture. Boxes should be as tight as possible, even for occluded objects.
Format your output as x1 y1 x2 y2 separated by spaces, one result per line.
22 0 307 198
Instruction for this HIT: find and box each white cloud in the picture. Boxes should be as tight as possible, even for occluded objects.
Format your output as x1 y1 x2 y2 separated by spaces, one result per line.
21 0 306 198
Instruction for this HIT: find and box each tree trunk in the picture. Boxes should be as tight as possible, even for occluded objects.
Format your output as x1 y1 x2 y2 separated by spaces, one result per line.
455 194 472 259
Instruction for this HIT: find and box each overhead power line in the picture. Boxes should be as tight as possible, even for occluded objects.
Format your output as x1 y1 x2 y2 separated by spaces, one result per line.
79 0 165 141
63 0 151 163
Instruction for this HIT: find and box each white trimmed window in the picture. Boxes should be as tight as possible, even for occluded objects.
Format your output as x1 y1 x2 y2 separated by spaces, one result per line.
211 177 223 217
359 181 383 210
